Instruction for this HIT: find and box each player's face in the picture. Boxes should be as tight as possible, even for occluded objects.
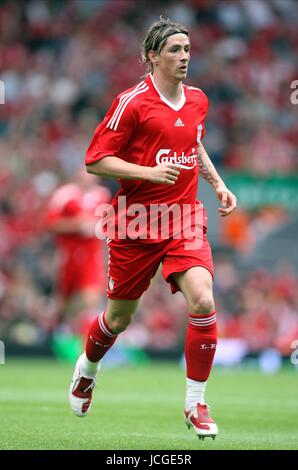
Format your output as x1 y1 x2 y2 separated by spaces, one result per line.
157 33 190 82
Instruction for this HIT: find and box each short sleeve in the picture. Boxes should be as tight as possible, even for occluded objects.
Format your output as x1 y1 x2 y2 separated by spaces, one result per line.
200 91 208 140
85 95 137 165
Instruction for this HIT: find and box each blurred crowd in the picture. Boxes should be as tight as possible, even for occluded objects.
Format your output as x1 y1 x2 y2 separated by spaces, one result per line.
0 0 298 356
1 248 298 360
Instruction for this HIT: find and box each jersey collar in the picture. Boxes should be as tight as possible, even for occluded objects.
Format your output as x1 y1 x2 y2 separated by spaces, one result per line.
149 73 186 112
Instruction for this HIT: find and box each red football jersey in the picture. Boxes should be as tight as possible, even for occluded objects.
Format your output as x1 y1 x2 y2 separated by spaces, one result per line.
45 183 111 295
85 74 208 241
46 183 111 250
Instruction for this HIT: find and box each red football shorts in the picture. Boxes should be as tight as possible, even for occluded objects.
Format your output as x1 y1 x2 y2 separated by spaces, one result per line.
106 234 213 300
58 247 105 297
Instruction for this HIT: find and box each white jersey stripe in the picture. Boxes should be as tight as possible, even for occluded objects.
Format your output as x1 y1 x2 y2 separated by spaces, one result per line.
113 86 149 130
108 84 148 131
107 81 145 129
107 81 145 128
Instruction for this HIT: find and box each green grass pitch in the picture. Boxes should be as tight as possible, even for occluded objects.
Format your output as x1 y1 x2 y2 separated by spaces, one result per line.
0 359 297 450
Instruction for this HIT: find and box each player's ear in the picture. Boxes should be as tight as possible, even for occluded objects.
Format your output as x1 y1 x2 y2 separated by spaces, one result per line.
148 50 159 66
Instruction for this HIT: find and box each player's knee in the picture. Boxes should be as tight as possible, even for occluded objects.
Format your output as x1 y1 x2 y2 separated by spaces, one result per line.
189 293 215 315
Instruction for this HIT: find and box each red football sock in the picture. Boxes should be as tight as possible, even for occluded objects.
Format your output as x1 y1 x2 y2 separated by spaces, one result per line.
85 311 117 362
185 312 218 382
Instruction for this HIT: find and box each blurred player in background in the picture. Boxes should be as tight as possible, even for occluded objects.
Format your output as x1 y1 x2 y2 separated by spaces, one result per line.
69 18 236 439
46 170 110 359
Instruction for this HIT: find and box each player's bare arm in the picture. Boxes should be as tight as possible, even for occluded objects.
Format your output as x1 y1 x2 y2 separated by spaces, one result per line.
86 156 180 185
50 215 95 236
197 142 237 217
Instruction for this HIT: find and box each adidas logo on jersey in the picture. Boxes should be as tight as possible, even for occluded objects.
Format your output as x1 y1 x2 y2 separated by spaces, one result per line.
174 118 184 127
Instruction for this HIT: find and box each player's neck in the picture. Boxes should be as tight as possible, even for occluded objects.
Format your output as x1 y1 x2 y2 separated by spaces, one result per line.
151 72 183 106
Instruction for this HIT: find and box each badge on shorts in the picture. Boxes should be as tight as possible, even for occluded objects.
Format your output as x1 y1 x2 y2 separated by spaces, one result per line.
108 277 114 291
197 124 203 143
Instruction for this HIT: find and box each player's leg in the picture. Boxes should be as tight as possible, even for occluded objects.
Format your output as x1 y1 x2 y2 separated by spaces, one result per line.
67 287 101 336
50 264 83 363
76 297 138 375
52 284 101 363
84 298 139 365
69 238 164 417
66 250 105 335
69 298 138 417
173 266 218 439
79 287 101 312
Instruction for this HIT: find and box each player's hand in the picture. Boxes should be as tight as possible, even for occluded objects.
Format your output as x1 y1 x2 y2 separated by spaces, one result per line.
80 218 96 237
145 163 181 185
215 184 237 217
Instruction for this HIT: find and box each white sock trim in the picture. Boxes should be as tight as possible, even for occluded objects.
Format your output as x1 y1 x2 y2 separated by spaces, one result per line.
98 312 116 338
189 313 216 327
